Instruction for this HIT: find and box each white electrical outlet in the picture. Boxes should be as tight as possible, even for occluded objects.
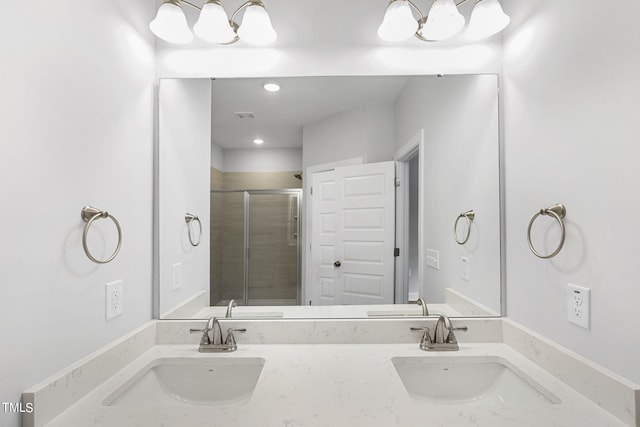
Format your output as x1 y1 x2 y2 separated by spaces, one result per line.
106 280 124 320
426 249 440 270
460 256 470 281
172 262 182 291
567 283 590 329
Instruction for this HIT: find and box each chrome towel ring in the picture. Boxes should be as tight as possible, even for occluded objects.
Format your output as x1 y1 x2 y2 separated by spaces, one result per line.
185 213 202 247
454 210 475 245
527 204 566 259
81 206 122 264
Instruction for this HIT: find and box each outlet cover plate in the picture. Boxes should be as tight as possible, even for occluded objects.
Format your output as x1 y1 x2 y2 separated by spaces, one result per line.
460 256 470 281
567 283 590 329
426 249 440 270
172 262 182 291
106 280 124 320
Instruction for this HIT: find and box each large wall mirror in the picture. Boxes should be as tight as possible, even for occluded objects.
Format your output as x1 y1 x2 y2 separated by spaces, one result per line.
156 74 502 319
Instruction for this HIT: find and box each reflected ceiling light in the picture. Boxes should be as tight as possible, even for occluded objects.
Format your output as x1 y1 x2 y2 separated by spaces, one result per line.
377 0 509 43
150 0 277 45
253 138 265 145
263 82 280 92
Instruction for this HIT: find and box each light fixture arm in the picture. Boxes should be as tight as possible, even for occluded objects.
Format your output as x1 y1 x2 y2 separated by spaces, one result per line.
179 0 203 11
230 1 263 25
404 0 426 22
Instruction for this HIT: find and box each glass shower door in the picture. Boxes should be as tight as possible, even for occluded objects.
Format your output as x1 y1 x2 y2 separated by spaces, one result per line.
247 192 299 306
210 191 247 306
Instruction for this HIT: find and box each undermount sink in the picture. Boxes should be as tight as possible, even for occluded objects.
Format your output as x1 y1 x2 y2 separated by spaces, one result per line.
392 356 560 407
104 357 265 406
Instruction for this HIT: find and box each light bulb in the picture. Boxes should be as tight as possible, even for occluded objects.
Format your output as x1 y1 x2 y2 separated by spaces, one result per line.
194 1 237 44
420 0 465 41
149 1 193 44
377 0 419 42
466 0 510 40
237 3 277 45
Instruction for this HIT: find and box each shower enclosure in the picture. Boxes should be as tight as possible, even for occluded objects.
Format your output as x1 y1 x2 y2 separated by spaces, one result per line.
210 189 302 306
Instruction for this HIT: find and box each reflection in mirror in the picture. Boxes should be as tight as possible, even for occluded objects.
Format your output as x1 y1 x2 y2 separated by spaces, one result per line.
157 74 501 319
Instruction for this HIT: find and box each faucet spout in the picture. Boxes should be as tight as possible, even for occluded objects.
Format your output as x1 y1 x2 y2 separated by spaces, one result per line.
226 299 238 318
433 315 453 344
411 315 468 352
206 316 224 345
416 298 429 316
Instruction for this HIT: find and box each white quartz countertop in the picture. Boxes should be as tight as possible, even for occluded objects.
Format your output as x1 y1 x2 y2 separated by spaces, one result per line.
44 343 627 427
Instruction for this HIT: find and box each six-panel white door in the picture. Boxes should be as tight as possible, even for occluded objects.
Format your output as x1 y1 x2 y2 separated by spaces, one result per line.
310 161 395 305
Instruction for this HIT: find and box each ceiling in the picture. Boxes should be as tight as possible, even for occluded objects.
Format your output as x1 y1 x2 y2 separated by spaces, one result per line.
211 75 409 149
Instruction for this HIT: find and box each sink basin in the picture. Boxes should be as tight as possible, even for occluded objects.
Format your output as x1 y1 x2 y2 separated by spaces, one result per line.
392 356 560 407
104 357 265 406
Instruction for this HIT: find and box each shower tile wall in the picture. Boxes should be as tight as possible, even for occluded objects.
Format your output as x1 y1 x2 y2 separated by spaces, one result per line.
222 171 302 190
210 168 302 306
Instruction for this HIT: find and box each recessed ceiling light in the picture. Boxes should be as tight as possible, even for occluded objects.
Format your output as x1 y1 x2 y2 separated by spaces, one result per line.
263 83 280 92
253 138 265 145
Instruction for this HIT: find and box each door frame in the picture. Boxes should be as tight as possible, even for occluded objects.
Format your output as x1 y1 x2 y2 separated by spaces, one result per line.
394 129 424 304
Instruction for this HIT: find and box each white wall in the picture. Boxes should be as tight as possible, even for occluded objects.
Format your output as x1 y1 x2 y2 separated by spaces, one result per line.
223 148 302 172
158 79 211 315
0 1 155 426
303 104 395 170
503 0 640 383
394 75 501 312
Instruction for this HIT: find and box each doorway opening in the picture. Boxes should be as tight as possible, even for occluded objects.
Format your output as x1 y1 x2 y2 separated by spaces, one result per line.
395 129 424 304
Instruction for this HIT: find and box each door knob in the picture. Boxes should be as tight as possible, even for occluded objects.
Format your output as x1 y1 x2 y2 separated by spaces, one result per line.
334 261 341 267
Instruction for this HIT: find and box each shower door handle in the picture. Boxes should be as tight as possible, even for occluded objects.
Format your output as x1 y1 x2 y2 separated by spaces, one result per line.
334 261 341 268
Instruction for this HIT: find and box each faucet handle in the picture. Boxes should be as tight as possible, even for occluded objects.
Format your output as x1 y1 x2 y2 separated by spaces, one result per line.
411 327 433 350
189 328 212 345
224 328 247 349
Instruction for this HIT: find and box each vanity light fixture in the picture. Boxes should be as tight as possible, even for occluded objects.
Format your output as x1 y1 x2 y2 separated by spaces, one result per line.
253 138 265 145
150 0 277 45
377 0 510 42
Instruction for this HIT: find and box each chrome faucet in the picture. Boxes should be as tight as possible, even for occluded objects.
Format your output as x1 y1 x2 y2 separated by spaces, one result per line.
411 315 467 351
226 299 237 318
189 316 245 352
416 297 429 316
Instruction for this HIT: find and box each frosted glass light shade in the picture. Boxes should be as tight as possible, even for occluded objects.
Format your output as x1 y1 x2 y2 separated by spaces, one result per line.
237 3 277 45
377 0 419 42
149 1 193 44
420 0 465 41
194 1 236 44
466 0 510 40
